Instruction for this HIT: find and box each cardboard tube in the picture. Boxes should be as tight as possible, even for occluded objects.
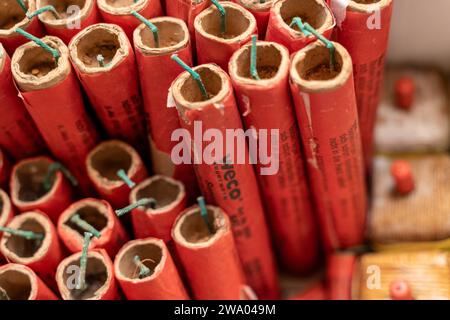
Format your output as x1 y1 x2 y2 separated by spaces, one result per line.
10 156 74 223
330 0 393 173
0 211 64 291
0 44 46 160
0 189 14 263
194 2 257 71
265 0 335 53
326 253 356 300
171 63 279 299
58 198 129 257
229 41 319 275
114 237 189 299
0 149 11 188
36 0 101 44
11 36 100 194
129 175 187 242
133 17 198 198
165 0 210 48
86 140 148 209
97 0 163 40
0 263 57 300
0 0 45 55
172 205 248 300
232 0 274 38
289 41 367 251
56 249 120 300
69 24 147 153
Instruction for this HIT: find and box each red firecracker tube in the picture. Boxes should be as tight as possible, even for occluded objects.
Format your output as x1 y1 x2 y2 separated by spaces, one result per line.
194 2 257 72
289 41 367 251
114 237 189 299
0 44 46 160
0 263 57 300
229 40 319 274
35 0 101 44
326 252 356 300
171 63 279 299
232 0 274 39
172 205 250 300
69 24 147 152
11 36 100 193
265 0 335 53
57 198 129 258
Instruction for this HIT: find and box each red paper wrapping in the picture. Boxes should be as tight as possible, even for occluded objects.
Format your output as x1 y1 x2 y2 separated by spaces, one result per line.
0 0 45 55
97 0 163 40
86 140 148 209
129 175 187 242
0 149 11 188
10 156 74 224
173 205 248 300
289 41 367 251
171 63 279 299
11 36 100 194
0 211 65 291
69 24 147 152
114 237 189 299
265 0 335 53
326 253 356 300
56 249 120 300
134 17 198 199
165 0 210 46
229 41 319 275
0 263 57 300
289 282 327 300
330 0 393 173
194 2 257 71
36 0 101 44
231 0 273 38
0 189 14 263
57 198 129 258
0 45 46 160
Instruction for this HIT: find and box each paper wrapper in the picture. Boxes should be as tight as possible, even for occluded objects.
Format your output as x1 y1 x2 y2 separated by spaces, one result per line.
326 252 355 300
10 156 74 224
0 189 14 263
114 237 189 299
0 45 46 160
375 67 450 154
369 155 450 251
11 36 100 194
86 140 148 209
0 263 57 300
70 24 147 153
232 0 273 38
229 41 319 274
36 0 101 44
57 198 129 258
289 41 367 251
56 249 120 300
173 205 248 299
165 0 210 48
288 282 327 300
97 0 163 40
194 2 257 72
171 63 279 299
0 0 45 55
133 17 198 199
265 0 335 54
330 0 393 173
356 251 450 300
129 175 187 242
0 211 65 291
